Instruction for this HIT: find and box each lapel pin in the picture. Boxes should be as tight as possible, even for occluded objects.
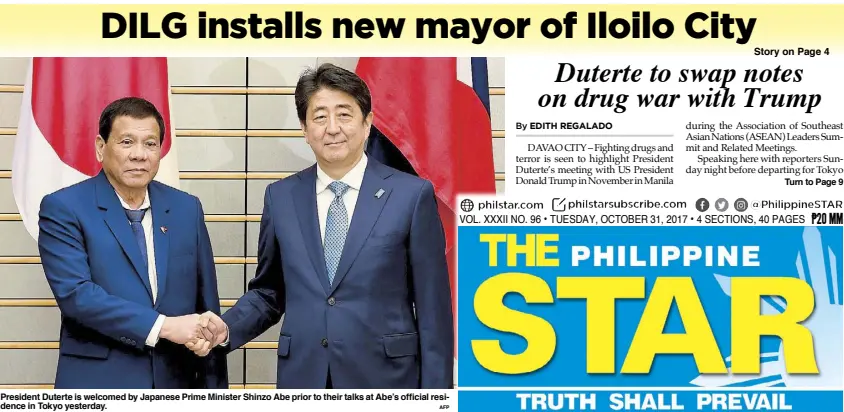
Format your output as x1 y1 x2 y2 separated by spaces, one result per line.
375 189 385 199
160 226 167 234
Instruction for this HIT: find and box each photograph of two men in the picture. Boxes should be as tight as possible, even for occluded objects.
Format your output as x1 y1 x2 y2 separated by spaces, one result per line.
3 57 502 389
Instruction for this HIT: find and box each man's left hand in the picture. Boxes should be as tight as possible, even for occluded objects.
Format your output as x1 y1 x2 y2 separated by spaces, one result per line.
187 311 228 356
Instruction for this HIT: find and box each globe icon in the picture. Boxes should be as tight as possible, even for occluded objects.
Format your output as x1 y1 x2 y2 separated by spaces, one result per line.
460 199 474 212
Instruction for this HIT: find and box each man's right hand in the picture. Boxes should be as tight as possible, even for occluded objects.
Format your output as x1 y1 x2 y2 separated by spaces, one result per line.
159 314 201 344
198 311 228 347
185 312 229 357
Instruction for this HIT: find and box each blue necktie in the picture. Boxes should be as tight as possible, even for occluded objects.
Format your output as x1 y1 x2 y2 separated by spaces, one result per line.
324 181 350 285
125 208 148 268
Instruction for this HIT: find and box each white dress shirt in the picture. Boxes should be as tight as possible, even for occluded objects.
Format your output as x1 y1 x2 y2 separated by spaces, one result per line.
316 154 368 243
115 189 165 347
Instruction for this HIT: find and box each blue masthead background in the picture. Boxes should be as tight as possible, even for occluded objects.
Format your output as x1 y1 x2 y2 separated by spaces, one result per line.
456 225 843 389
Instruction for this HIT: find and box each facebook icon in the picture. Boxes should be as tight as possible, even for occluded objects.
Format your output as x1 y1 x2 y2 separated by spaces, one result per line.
695 198 710 212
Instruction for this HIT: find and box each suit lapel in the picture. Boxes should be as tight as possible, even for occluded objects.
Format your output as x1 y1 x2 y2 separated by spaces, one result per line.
95 171 154 302
149 183 170 307
292 166 331 295
329 160 392 295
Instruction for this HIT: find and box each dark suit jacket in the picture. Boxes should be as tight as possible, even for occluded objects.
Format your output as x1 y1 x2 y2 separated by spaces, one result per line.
222 158 454 389
37 170 228 389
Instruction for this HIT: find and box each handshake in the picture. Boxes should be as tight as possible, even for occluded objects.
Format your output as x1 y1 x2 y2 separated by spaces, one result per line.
159 311 228 357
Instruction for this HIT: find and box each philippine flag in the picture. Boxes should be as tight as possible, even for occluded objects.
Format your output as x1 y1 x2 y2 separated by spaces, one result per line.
12 57 180 241
355 57 498 379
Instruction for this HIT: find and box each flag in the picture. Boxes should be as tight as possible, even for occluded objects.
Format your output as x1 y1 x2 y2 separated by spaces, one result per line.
355 57 497 365
12 57 180 240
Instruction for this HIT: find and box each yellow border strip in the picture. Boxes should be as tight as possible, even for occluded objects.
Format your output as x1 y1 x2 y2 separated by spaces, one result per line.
0 299 239 307
0 257 258 264
1 214 261 222
0 384 256 389
0 128 505 138
0 341 279 350
0 85 504 95
0 171 506 180
0 385 54 389
0 342 59 349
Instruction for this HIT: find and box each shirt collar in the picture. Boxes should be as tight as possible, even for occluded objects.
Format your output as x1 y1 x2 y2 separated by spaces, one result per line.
115 188 151 211
316 153 368 194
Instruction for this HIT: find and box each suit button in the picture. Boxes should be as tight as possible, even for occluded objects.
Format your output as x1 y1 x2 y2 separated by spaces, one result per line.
328 297 335 306
321 338 328 347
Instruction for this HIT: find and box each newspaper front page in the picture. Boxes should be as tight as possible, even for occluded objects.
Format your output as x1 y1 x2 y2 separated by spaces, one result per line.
0 3 839 412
